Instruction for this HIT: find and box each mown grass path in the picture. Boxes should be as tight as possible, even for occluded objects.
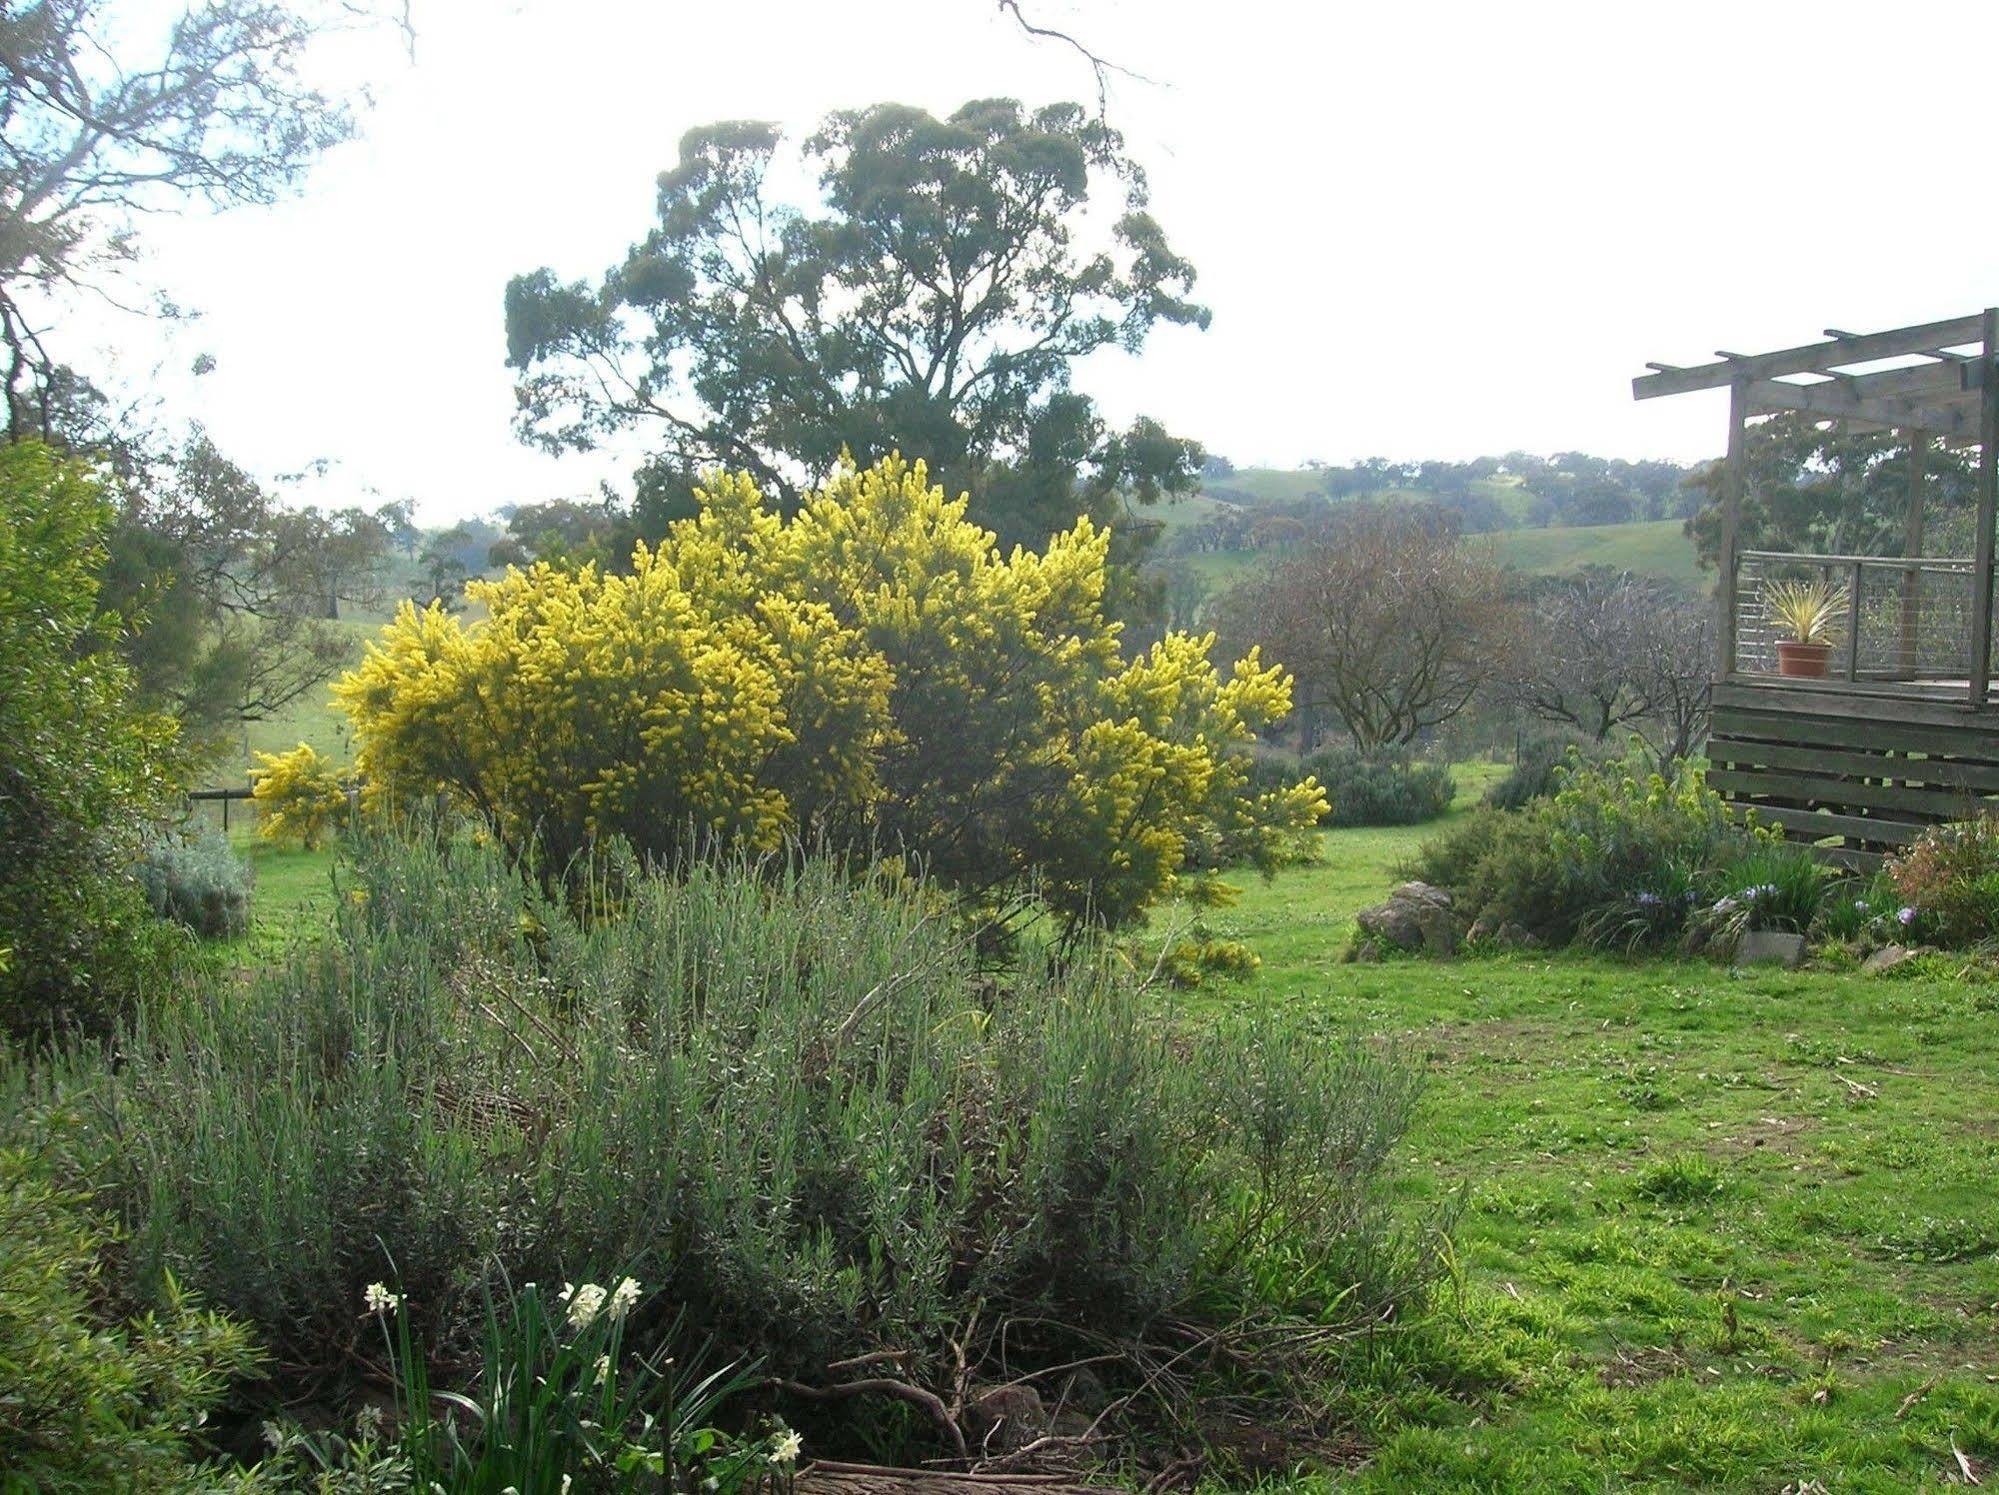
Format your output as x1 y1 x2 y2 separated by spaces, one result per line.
1189 798 1999 1490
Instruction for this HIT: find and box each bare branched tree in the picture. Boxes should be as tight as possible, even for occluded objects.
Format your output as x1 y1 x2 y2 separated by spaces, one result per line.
1641 594 1713 762
1501 567 1713 761
1213 504 1520 752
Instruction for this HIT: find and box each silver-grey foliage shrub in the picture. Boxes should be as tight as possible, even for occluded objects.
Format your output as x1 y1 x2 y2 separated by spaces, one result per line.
46 827 1427 1442
135 828 253 941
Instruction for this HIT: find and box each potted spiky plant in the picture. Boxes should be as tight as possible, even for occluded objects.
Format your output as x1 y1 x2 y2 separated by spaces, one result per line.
1765 577 1848 677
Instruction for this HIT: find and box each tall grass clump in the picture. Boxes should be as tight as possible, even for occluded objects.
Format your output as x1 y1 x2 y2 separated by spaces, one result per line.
40 824 1432 1462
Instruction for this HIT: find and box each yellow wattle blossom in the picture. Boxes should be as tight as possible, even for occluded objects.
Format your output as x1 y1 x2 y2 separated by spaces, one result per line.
335 454 1320 928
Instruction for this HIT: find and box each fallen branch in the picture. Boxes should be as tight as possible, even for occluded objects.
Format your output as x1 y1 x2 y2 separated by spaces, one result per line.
1896 1373 1941 1420
774 1377 969 1464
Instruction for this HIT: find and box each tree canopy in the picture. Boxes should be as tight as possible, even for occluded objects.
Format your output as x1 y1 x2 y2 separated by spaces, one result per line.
505 98 1210 572
1683 413 1979 566
1210 504 1519 752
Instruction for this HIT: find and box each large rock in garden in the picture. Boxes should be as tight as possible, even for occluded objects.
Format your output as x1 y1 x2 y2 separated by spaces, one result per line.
1861 943 1924 975
1356 881 1459 956
1734 930 1806 969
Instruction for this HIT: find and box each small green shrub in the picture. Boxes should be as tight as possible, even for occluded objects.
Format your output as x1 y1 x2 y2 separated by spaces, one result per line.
0 1146 259 1491
137 828 253 940
1484 737 1612 812
1415 755 1760 948
1154 927 1262 987
1888 815 1999 947
1303 746 1456 828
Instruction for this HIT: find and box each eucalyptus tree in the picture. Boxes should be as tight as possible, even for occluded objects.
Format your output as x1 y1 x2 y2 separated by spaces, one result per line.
505 98 1210 573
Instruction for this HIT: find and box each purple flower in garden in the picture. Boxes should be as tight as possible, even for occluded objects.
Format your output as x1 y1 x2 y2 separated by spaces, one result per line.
1898 906 1918 927
1636 891 1663 908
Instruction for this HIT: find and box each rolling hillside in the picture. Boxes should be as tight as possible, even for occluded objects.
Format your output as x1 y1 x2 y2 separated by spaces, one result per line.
1488 517 1703 588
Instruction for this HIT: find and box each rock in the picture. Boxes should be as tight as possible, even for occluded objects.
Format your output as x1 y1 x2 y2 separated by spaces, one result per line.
1862 943 1924 975
1734 929 1806 969
1347 938 1382 964
1495 922 1538 950
1061 1366 1108 1411
1355 881 1458 956
963 1384 1046 1454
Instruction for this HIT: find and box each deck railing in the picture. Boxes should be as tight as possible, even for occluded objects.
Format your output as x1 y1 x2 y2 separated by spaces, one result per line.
1729 549 1990 691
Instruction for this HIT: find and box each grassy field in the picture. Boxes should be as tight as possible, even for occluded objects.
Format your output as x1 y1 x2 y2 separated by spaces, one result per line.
1489 517 1704 590
1173 783 1999 1490
235 771 1999 1487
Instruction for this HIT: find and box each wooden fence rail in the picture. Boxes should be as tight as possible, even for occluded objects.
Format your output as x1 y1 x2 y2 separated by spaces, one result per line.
185 785 255 833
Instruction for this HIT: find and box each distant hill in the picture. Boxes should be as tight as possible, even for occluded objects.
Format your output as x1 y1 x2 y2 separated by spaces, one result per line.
1488 518 1703 588
1155 456 1707 595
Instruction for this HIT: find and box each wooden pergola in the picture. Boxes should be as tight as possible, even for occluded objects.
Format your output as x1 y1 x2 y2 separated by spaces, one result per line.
1634 311 1999 863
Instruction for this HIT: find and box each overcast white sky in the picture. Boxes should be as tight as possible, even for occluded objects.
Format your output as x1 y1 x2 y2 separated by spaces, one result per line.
76 0 1999 522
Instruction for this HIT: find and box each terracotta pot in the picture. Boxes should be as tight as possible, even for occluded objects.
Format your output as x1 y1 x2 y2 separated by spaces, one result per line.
1775 639 1833 678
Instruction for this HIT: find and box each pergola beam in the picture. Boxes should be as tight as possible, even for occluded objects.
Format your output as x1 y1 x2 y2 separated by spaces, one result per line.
1817 358 1986 400
1745 378 1978 438
1633 313 1986 400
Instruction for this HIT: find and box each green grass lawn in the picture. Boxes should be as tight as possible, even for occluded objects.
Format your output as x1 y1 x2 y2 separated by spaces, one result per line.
1172 786 1999 1490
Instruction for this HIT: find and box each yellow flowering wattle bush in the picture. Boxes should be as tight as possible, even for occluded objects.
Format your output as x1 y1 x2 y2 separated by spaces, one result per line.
336 455 1324 928
250 742 348 848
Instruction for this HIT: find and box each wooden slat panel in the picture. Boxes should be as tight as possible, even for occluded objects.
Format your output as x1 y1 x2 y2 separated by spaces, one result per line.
1712 707 1999 761
1728 802 1930 847
1708 768 1985 821
1704 737 1999 793
1711 680 1999 730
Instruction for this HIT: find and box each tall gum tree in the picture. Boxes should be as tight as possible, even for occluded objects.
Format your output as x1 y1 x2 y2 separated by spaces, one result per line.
505 98 1211 595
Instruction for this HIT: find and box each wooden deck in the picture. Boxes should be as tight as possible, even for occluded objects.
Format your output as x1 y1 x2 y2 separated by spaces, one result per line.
1709 679 1999 867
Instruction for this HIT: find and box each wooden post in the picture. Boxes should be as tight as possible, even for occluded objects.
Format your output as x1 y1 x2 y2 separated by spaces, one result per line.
1972 308 1999 706
1901 433 1927 677
1845 558 1863 681
1717 378 1749 677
